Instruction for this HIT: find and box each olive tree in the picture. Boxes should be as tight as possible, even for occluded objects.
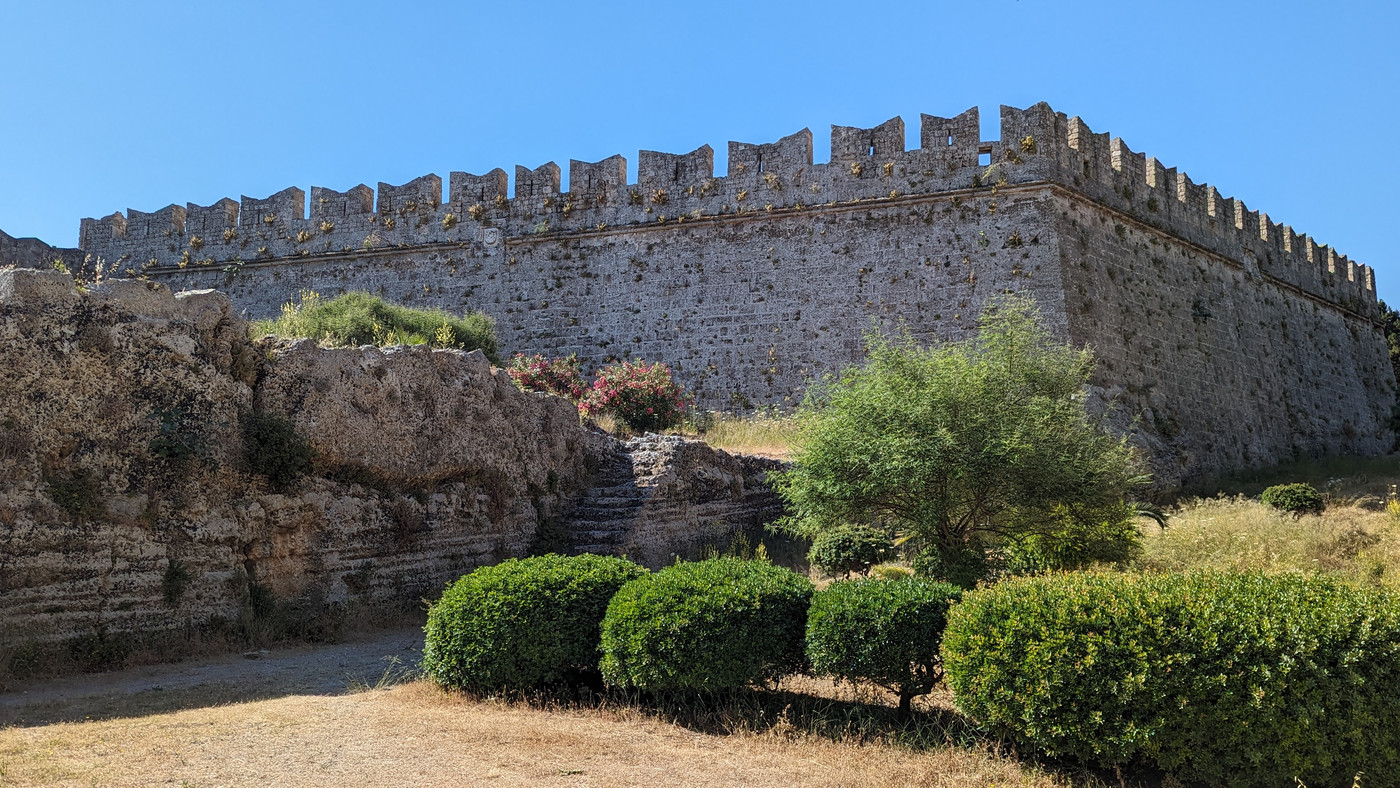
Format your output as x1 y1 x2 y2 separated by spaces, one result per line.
772 297 1150 586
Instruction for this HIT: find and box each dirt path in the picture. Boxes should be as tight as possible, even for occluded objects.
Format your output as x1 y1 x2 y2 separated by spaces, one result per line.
0 627 423 728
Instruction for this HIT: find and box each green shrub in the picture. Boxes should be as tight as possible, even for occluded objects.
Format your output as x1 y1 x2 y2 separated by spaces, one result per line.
772 296 1147 587
45 468 103 521
1261 482 1325 515
806 577 961 713
255 290 499 363
806 524 894 578
942 571 1400 786
599 557 813 691
422 554 646 692
579 359 687 432
507 353 587 401
241 409 315 492
1001 502 1144 574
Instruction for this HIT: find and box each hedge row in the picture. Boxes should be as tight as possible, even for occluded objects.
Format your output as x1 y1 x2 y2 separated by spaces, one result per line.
942 571 1400 786
423 555 959 706
423 557 1400 785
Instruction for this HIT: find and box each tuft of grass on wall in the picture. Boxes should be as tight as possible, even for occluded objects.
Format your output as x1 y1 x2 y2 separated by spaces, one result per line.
254 290 500 363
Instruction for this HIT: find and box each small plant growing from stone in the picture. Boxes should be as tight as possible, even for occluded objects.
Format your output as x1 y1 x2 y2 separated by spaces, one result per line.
223 228 237 242
441 212 458 229
650 189 668 206
295 230 313 244
189 235 205 251
467 203 485 221
319 220 335 234
162 560 191 607
241 409 315 492
45 468 104 521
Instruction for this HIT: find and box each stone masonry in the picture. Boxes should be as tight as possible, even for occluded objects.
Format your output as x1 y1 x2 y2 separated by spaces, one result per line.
47 103 1399 485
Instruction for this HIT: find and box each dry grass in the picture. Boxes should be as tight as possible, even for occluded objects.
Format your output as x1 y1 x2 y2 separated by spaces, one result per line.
675 411 799 460
0 679 1103 788
1138 495 1400 587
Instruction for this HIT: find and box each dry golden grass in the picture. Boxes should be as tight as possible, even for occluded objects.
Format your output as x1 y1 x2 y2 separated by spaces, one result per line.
1139 495 1400 587
0 679 1095 788
676 412 799 460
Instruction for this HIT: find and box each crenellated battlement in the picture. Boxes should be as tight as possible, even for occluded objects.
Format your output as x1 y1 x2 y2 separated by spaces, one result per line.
449 169 507 206
378 175 441 215
241 187 304 227
310 185 373 220
75 102 1377 318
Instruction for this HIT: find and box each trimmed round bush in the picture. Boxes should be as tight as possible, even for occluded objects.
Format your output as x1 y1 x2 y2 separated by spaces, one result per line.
807 524 894 578
599 557 813 691
1261 482 1325 515
942 571 1400 786
422 554 646 691
806 577 961 713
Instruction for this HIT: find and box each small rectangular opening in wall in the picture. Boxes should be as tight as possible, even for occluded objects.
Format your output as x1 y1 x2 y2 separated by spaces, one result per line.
978 152 991 166
946 135 953 146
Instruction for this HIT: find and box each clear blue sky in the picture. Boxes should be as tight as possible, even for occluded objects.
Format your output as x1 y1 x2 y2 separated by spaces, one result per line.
3 1 1396 302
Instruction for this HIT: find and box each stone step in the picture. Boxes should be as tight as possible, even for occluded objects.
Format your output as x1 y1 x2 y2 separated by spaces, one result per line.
566 517 634 532
572 543 625 556
574 495 643 510
588 481 643 495
569 528 626 543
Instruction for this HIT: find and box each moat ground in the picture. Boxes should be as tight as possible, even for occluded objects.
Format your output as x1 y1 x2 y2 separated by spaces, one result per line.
0 628 1098 788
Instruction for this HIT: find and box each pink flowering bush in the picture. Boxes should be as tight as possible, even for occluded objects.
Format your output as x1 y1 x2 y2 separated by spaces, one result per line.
506 353 587 401
580 360 687 432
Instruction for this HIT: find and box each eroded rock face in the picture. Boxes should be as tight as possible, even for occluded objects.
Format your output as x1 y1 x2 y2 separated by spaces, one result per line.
0 270 602 660
562 434 785 568
0 270 789 675
617 435 784 567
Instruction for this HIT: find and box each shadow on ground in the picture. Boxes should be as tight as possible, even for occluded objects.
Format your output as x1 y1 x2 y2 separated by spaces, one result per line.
0 626 424 728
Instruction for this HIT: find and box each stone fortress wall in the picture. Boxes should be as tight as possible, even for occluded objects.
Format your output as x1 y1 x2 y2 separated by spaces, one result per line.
44 103 1400 483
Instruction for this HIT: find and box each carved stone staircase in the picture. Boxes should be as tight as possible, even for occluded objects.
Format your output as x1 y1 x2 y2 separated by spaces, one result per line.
565 446 646 556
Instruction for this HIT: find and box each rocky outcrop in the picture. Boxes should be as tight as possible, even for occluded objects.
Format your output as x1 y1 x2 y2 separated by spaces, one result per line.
0 269 600 664
565 435 784 567
0 269 786 678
